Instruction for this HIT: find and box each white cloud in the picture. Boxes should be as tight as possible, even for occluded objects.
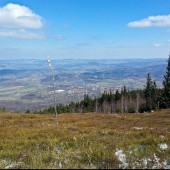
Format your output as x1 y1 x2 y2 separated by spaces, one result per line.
153 43 161 47
0 29 45 39
0 3 43 29
128 14 170 27
56 35 65 41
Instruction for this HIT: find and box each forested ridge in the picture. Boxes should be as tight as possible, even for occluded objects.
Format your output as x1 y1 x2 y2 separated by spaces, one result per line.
32 55 170 115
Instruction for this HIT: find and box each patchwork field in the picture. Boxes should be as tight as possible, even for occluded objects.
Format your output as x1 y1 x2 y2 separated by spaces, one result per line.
0 110 170 169
0 59 166 112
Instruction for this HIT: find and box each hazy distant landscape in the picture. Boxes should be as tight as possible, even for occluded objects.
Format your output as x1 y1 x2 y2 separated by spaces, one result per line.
0 58 167 112
1 0 170 169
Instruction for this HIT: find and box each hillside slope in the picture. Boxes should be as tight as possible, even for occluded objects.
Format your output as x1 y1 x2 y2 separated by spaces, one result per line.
0 110 170 169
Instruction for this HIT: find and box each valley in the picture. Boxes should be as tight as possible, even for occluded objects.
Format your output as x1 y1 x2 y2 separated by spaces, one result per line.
0 58 167 112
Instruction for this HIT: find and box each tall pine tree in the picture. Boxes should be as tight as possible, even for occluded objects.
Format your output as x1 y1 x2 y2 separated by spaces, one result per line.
144 73 157 111
162 55 170 108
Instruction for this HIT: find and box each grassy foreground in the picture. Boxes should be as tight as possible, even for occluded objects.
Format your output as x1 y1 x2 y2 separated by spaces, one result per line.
0 110 170 169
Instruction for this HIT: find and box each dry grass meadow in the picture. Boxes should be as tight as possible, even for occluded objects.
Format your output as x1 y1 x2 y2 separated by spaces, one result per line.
0 110 170 169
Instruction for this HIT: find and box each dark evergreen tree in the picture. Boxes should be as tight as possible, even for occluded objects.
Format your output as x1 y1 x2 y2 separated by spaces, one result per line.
144 73 157 111
162 55 170 108
115 89 121 101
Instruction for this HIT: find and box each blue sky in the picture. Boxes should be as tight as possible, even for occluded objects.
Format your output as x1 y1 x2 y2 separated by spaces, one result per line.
0 0 170 60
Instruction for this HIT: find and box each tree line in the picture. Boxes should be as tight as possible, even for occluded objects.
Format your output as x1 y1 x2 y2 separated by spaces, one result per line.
32 55 170 115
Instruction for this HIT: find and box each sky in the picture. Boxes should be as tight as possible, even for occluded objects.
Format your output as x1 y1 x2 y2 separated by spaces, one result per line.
0 0 170 60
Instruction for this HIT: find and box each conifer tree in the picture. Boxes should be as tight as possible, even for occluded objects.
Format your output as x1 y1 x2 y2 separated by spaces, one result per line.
144 73 157 111
162 55 170 108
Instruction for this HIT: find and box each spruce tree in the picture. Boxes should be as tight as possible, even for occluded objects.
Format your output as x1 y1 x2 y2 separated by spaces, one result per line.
162 55 170 108
144 73 157 111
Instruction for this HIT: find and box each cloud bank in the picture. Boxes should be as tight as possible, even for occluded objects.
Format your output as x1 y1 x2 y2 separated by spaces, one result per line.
0 3 43 29
128 14 170 27
0 3 44 40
